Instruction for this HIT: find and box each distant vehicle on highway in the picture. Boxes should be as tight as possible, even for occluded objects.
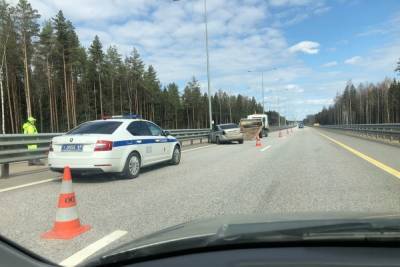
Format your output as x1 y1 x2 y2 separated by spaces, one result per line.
209 123 244 144
298 123 304 128
48 115 181 179
247 114 269 137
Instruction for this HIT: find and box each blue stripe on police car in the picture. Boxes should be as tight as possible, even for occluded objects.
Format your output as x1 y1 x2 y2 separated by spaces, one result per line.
113 138 177 147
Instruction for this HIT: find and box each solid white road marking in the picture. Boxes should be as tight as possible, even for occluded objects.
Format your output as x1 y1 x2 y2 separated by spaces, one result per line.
260 145 272 152
182 145 213 153
0 177 60 193
59 230 128 267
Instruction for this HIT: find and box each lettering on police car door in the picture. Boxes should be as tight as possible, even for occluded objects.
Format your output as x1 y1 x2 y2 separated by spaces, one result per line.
146 146 152 153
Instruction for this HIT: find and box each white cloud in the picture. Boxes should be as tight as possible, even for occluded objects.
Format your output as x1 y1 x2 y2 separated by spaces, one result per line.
28 0 157 23
322 61 338 67
344 56 362 65
285 84 304 93
355 41 400 72
270 0 329 27
357 12 400 37
17 0 341 120
269 0 313 7
289 41 320 54
305 98 333 105
314 6 331 15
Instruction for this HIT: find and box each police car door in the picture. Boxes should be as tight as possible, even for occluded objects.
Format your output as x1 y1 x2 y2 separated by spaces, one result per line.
146 122 168 161
127 121 157 165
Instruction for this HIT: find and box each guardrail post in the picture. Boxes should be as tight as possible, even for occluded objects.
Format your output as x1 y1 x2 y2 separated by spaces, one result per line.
190 139 193 145
1 164 10 178
200 137 203 144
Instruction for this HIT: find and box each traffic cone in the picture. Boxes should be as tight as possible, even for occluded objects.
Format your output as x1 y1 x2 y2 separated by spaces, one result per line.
42 166 91 239
278 130 282 138
256 136 262 147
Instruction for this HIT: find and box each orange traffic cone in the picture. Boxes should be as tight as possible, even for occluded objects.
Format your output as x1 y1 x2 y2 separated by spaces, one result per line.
42 166 91 239
256 136 262 147
278 130 283 138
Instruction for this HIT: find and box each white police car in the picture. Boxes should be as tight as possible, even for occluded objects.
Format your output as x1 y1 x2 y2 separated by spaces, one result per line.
48 115 181 179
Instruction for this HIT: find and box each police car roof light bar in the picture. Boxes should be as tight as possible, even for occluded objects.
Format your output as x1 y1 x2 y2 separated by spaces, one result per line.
111 114 142 119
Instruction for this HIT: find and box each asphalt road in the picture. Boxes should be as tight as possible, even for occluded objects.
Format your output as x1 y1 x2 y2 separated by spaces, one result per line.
1 127 400 265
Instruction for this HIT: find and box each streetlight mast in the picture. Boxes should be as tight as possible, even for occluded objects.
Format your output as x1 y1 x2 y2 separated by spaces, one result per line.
261 71 264 114
248 68 276 115
203 0 212 129
172 0 213 129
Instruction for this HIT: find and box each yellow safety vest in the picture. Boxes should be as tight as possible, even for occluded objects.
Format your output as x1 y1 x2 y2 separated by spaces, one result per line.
23 122 38 150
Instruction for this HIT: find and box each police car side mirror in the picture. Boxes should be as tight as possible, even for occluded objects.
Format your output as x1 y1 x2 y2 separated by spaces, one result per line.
163 130 170 136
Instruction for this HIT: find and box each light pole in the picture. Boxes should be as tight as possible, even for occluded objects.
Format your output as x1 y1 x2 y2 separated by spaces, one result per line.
173 0 213 129
203 0 212 129
248 68 276 114
277 88 289 127
277 96 280 127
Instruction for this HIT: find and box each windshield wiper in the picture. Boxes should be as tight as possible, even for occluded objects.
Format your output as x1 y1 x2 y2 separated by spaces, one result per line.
83 234 214 267
209 221 400 246
83 220 400 266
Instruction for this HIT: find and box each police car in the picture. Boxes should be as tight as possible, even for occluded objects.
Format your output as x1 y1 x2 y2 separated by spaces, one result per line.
48 115 181 179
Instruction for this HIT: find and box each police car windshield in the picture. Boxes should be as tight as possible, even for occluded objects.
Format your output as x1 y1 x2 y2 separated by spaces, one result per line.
67 121 122 135
219 124 238 130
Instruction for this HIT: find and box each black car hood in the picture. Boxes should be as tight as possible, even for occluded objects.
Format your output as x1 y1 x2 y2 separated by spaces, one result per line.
86 212 400 265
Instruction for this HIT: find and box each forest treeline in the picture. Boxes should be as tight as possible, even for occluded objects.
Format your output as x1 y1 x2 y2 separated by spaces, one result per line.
314 76 400 125
0 0 281 134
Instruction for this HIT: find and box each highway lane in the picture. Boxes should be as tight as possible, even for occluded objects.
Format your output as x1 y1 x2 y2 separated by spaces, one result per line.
0 143 213 192
317 128 400 174
1 127 400 265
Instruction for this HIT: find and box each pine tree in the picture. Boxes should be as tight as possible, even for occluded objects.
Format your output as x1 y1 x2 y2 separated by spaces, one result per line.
14 0 40 118
166 83 180 128
0 0 11 133
105 45 122 115
88 35 104 118
35 20 56 131
125 48 144 114
143 65 160 122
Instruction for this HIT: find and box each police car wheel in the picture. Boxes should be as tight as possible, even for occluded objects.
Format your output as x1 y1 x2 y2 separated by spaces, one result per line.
123 152 141 179
170 145 181 165
71 171 84 178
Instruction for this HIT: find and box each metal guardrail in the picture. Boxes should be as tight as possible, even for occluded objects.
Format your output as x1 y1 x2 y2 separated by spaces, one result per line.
319 124 400 142
168 129 210 142
0 126 297 178
269 125 297 132
0 129 211 178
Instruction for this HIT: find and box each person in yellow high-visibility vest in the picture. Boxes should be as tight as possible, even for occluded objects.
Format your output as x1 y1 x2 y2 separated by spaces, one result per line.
23 116 42 166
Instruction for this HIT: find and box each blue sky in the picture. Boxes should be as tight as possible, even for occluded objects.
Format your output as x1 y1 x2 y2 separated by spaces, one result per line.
19 0 400 120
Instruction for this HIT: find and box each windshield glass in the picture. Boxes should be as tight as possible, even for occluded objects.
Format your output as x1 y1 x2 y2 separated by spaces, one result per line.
67 121 122 135
1 0 400 266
